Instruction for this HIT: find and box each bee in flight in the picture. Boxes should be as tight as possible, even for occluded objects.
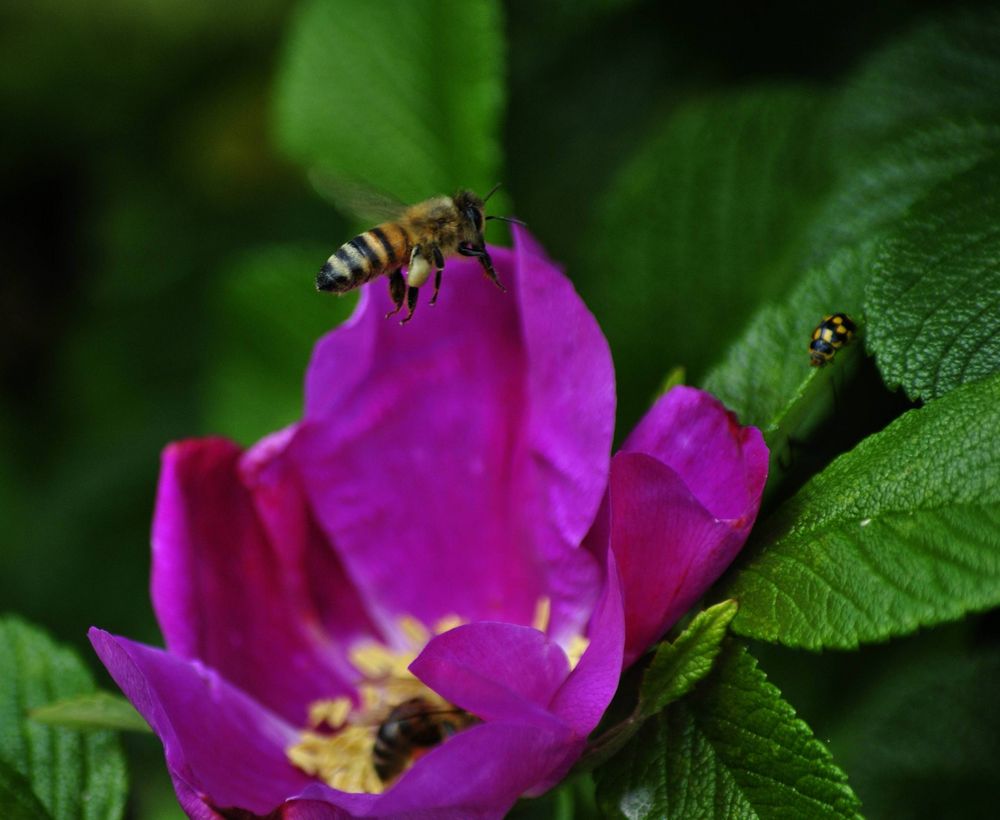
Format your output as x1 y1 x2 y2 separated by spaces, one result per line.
316 183 523 324
809 312 857 366
372 697 477 783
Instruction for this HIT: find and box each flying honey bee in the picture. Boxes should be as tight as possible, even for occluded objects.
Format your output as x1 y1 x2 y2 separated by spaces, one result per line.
372 697 477 783
316 183 523 324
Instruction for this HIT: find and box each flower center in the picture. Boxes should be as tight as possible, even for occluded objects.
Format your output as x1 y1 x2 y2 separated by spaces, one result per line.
286 601 590 794
286 614 467 794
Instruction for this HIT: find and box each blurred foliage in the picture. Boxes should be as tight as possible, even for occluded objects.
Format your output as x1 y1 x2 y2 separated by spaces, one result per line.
0 618 127 819
2 0 999 817
275 0 505 204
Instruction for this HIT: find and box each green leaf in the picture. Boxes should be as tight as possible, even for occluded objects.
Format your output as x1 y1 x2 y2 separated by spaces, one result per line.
587 87 835 425
580 602 738 772
275 0 505 203
702 243 868 433
867 155 1000 401
831 8 1000 156
204 242 357 444
30 692 150 734
831 643 1000 819
804 120 1000 266
638 600 737 718
595 643 860 819
510 774 599 820
0 759 53 820
0 616 127 820
725 373 1000 649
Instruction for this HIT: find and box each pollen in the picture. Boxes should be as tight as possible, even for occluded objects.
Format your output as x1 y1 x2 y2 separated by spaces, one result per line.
287 724 383 794
531 596 588 669
566 634 590 669
287 613 466 794
309 696 353 729
399 615 431 646
532 596 552 633
433 614 464 635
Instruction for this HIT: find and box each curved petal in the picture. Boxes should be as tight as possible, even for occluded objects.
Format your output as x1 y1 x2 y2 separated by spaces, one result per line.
280 722 579 819
622 386 768 521
610 451 760 665
291 247 536 636
511 226 616 637
550 548 624 737
240 425 384 680
281 800 354 820
89 629 310 816
151 438 358 724
374 721 576 818
290 229 614 638
410 622 570 728
514 227 614 648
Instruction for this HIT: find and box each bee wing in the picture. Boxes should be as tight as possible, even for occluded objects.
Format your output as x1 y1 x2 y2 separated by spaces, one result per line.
308 171 407 223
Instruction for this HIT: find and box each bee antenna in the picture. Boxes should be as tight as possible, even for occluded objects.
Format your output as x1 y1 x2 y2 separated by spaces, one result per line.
482 182 503 203
485 215 527 227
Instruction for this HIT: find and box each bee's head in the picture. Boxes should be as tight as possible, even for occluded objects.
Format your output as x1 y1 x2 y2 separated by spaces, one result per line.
453 189 486 242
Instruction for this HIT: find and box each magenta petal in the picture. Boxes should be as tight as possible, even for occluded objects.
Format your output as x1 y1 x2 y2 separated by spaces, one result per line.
290 229 614 635
550 548 624 737
291 248 540 633
372 721 576 818
512 224 616 561
410 623 570 728
611 451 760 665
151 438 355 724
280 723 578 819
240 425 383 681
622 385 768 520
89 629 310 816
280 800 352 820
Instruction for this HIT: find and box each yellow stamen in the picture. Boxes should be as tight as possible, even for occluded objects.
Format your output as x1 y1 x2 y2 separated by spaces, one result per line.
532 596 552 633
308 697 353 729
433 614 464 635
565 635 590 669
399 615 430 647
287 725 384 794
349 642 412 679
289 614 468 794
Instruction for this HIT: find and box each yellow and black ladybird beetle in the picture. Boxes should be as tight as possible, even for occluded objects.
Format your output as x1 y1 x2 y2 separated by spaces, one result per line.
809 313 856 367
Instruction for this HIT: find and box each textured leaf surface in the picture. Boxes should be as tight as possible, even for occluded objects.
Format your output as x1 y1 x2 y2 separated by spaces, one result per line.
0 617 127 820
580 602 737 772
595 643 860 819
804 120 1000 266
275 0 504 204
726 374 1000 649
702 243 868 433
30 692 150 734
639 600 737 718
588 88 834 422
867 156 1000 401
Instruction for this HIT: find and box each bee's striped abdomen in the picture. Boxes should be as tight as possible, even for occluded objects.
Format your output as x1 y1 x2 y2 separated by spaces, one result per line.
317 222 413 293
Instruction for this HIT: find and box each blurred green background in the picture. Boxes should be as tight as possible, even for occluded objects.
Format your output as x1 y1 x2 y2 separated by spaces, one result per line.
2 1 998 817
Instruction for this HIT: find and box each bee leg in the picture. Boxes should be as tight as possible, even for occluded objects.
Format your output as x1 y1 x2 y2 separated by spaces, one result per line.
430 266 444 306
458 244 506 292
429 245 445 306
385 268 406 318
400 286 419 325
